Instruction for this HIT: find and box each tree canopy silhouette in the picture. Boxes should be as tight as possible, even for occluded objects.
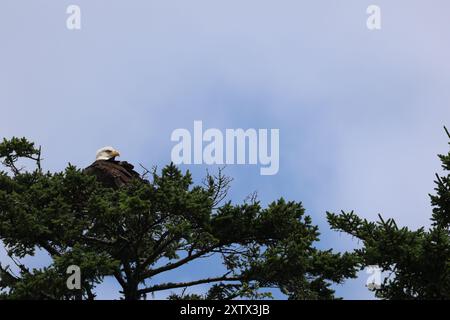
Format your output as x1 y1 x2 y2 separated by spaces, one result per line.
0 137 357 300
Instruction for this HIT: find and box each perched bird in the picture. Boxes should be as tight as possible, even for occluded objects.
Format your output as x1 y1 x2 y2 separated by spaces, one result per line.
83 146 141 189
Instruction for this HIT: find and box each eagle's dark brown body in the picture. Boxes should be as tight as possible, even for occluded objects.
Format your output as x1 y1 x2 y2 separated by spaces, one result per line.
83 159 141 189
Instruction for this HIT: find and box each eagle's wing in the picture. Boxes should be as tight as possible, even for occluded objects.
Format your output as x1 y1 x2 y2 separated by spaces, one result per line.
83 160 138 189
118 161 141 179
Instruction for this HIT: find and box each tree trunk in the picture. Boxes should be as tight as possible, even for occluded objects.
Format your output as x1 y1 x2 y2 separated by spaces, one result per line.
123 281 140 300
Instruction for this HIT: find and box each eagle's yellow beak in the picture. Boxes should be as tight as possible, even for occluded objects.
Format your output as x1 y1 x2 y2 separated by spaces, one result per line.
111 150 120 158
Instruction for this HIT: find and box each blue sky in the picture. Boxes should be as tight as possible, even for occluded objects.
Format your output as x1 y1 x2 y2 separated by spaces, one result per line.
1 0 450 299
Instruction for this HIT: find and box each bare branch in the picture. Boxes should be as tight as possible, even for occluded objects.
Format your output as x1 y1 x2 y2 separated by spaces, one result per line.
203 166 233 208
141 244 222 280
138 163 152 180
35 145 42 172
140 230 177 269
244 191 258 204
444 126 450 139
114 272 127 288
7 254 29 275
138 274 243 295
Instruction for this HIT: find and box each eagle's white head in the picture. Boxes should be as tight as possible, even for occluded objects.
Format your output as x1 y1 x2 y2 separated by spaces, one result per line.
96 146 120 161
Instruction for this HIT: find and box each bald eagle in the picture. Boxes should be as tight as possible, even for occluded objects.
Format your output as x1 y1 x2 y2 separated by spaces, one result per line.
83 146 141 189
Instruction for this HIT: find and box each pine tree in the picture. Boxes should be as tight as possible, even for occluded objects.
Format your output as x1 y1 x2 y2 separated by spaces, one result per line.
327 128 450 299
0 137 357 300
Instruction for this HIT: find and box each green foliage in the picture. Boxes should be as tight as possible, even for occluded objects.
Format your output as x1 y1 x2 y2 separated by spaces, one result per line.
0 137 358 300
327 128 450 300
0 137 41 175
